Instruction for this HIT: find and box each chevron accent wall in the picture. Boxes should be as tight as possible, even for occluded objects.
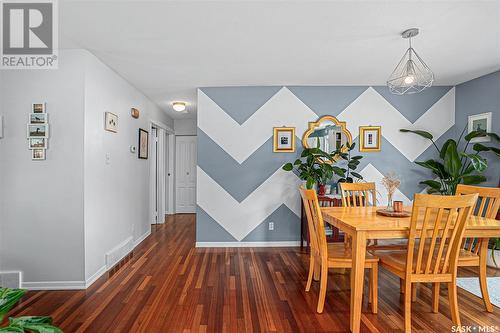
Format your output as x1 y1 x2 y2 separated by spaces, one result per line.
196 86 456 245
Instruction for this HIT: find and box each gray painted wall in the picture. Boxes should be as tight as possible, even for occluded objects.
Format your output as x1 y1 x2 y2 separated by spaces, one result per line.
197 73 499 244
455 70 500 187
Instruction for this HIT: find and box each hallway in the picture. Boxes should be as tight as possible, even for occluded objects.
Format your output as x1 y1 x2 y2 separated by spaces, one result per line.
6 215 499 332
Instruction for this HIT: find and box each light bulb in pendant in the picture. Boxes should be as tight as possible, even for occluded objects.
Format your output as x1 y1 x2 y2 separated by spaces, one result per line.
404 75 415 84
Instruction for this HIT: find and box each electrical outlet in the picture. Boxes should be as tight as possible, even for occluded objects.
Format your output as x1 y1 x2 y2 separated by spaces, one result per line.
268 222 274 231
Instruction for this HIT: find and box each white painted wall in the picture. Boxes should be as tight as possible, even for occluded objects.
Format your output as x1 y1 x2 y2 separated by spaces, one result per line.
0 50 87 285
83 51 173 281
0 49 174 287
174 118 197 135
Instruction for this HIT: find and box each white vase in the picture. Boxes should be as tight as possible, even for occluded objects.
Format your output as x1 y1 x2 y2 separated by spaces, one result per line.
486 249 500 269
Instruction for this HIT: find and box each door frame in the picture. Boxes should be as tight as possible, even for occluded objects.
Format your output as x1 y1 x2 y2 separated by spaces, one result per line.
149 120 174 224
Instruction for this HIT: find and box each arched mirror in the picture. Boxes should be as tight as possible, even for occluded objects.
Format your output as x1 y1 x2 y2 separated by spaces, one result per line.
302 116 353 163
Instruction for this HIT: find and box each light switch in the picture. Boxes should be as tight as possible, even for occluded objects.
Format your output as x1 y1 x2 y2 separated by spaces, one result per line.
105 152 111 165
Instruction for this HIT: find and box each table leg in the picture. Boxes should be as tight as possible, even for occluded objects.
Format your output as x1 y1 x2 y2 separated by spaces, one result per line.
350 231 366 333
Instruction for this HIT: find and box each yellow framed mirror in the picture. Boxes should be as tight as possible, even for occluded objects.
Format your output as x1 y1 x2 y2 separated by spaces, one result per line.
302 115 353 163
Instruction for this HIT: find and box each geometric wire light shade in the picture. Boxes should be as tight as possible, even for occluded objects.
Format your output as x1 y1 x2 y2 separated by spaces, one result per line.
387 28 434 95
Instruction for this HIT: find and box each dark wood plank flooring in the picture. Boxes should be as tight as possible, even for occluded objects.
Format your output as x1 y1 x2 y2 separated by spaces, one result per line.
3 214 499 332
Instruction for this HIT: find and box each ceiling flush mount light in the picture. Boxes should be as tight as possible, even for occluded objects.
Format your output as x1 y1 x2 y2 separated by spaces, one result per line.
387 28 434 95
172 102 186 112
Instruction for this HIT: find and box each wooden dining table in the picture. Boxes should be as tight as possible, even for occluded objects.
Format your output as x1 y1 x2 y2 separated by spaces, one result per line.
321 206 500 333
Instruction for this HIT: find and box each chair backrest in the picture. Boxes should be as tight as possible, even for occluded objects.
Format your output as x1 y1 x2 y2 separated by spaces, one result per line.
299 187 328 262
456 184 500 254
405 193 477 279
339 182 376 207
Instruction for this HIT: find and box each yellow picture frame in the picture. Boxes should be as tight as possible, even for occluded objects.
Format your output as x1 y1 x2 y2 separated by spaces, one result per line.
273 127 296 153
359 126 381 152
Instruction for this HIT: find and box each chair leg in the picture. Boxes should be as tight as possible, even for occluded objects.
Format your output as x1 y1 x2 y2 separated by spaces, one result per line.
412 283 417 302
479 258 493 312
370 265 378 314
313 257 321 281
316 264 328 313
305 255 314 292
448 280 461 329
404 281 412 333
432 283 440 313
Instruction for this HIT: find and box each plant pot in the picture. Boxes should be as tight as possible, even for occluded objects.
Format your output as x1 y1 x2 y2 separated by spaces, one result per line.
486 249 500 269
318 184 326 196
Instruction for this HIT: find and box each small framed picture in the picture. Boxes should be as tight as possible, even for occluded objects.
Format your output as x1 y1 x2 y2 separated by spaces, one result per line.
32 149 46 160
468 112 492 143
273 127 296 153
138 128 149 159
32 103 46 113
29 138 47 149
29 113 48 124
27 124 49 138
359 126 381 152
104 112 118 133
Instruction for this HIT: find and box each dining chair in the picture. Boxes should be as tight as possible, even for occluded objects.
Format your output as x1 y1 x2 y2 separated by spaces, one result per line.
432 184 500 313
340 182 406 250
370 193 478 333
299 187 379 314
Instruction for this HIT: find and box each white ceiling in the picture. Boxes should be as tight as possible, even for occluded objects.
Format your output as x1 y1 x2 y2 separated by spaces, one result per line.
60 0 500 119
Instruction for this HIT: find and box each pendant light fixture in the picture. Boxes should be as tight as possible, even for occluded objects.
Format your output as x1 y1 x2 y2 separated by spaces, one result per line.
387 28 434 95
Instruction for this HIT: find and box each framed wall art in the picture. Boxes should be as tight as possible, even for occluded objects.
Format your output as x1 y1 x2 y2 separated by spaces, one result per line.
29 138 47 149
32 149 45 160
359 126 381 152
138 128 149 159
29 113 48 124
468 112 492 142
32 103 45 113
27 124 49 138
273 127 296 153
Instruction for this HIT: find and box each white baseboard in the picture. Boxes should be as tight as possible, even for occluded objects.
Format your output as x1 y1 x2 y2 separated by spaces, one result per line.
22 280 86 290
85 265 107 288
23 229 153 291
195 241 301 248
134 229 151 248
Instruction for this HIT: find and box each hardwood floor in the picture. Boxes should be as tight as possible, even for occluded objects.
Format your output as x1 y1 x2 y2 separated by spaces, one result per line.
4 214 499 332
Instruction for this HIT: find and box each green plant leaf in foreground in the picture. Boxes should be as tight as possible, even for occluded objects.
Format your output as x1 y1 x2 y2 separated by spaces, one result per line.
19 324 63 333
0 327 24 333
0 288 26 322
9 316 53 327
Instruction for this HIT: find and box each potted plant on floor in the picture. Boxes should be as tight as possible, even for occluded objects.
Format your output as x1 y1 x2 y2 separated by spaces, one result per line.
0 288 62 332
399 126 499 194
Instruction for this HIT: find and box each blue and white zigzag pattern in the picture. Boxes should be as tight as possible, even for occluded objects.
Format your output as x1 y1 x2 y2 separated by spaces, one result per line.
197 87 455 241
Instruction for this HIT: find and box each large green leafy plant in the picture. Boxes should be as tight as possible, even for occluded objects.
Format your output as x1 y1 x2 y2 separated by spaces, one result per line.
0 288 62 333
282 147 345 189
400 127 499 195
332 142 364 183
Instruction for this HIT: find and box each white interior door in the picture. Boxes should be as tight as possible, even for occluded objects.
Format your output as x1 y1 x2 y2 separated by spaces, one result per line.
175 136 197 213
